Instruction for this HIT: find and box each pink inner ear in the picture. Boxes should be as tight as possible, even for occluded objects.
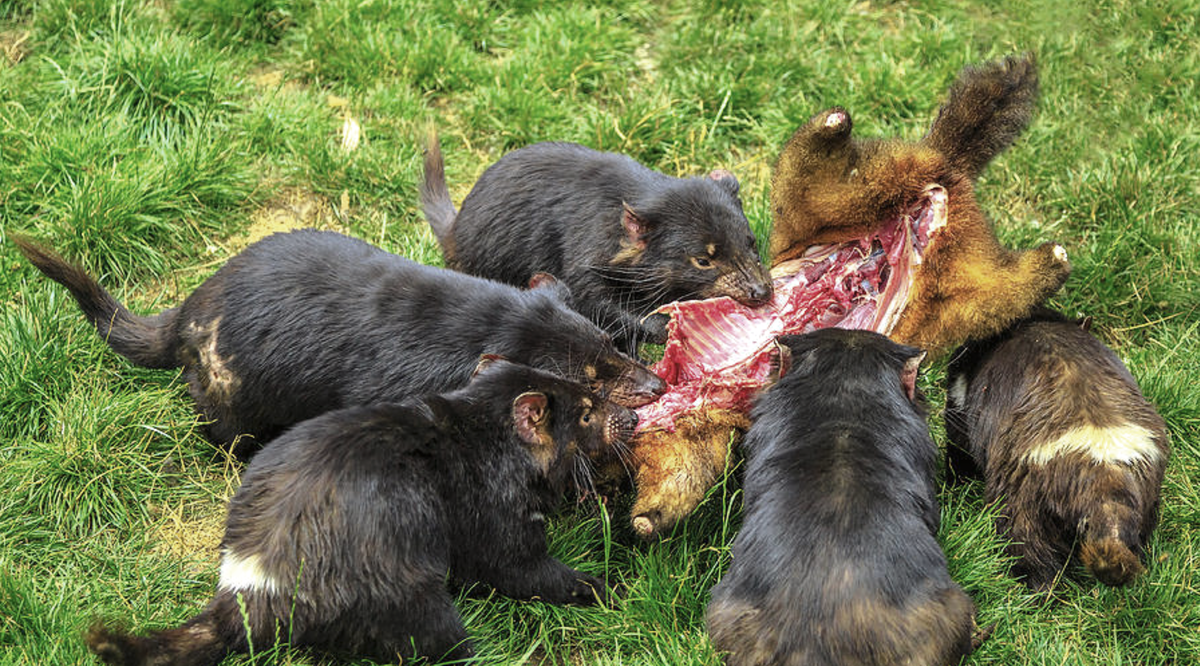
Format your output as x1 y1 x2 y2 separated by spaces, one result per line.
513 392 548 444
708 168 734 181
528 272 559 290
900 352 926 402
622 203 647 250
769 340 793 382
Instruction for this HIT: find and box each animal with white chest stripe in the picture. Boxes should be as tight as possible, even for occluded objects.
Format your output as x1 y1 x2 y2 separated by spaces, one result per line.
944 307 1170 588
83 359 636 665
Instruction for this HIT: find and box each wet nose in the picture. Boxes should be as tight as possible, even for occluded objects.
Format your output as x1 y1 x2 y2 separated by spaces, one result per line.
747 281 773 305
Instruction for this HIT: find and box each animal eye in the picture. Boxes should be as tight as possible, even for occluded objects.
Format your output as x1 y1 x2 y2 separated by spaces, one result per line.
580 410 593 426
691 256 715 269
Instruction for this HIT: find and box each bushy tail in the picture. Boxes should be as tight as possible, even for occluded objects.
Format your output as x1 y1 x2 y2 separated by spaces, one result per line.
925 52 1039 181
12 235 180 369
419 133 459 260
1080 502 1146 586
85 611 229 666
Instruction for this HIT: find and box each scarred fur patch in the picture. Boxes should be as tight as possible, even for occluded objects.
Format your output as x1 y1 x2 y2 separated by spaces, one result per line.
188 318 239 399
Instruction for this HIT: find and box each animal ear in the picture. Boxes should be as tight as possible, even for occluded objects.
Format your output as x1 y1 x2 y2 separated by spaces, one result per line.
528 272 559 290
900 351 927 403
708 169 740 197
1077 315 1094 332
528 271 575 305
622 202 650 250
512 391 549 445
766 339 793 383
775 335 816 377
472 354 507 379
924 53 1039 181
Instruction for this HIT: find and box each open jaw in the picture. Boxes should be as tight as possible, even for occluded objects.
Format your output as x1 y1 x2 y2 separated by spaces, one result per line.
635 185 948 433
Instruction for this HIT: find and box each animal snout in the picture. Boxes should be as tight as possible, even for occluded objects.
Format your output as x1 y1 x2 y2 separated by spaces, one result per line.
639 371 667 399
746 281 772 305
736 269 774 306
609 366 666 408
606 407 639 445
715 264 774 307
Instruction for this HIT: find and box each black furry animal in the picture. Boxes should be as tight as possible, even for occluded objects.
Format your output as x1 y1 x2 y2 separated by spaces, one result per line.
708 329 981 666
15 230 664 457
421 140 773 354
85 359 634 665
945 307 1169 588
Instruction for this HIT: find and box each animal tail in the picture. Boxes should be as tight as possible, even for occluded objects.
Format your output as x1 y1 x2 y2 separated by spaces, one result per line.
13 235 180 369
1080 502 1146 586
419 133 459 260
84 610 229 666
925 52 1039 181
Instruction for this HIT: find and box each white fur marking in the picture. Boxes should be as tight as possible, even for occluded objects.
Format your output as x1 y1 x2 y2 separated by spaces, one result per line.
947 375 968 409
1023 424 1162 466
218 550 279 594
1053 244 1069 262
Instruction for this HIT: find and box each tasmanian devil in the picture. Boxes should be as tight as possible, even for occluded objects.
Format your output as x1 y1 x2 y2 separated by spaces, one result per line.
421 139 773 354
14 230 664 457
84 359 636 665
707 329 982 666
945 307 1169 588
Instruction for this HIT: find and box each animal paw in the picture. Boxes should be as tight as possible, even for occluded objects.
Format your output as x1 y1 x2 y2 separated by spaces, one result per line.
568 574 609 606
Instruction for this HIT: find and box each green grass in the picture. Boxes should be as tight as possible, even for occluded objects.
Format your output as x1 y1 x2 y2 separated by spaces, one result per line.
2 0 1198 664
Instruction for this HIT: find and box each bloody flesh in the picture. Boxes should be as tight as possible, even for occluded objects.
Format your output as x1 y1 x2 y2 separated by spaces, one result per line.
635 186 947 433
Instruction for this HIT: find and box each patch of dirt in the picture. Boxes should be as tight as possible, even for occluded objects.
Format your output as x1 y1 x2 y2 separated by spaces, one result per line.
149 457 244 573
1 30 30 67
150 500 227 570
228 187 348 253
245 64 304 93
124 188 349 308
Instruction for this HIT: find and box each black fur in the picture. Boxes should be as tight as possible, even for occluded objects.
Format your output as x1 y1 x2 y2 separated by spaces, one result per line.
15 230 663 456
11 238 179 368
85 361 634 665
422 140 773 354
707 329 978 666
945 307 1169 588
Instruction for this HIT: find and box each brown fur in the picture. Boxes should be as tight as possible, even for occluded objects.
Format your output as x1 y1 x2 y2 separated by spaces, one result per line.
945 309 1169 588
708 592 979 666
622 53 1072 537
624 409 748 537
771 52 1069 355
